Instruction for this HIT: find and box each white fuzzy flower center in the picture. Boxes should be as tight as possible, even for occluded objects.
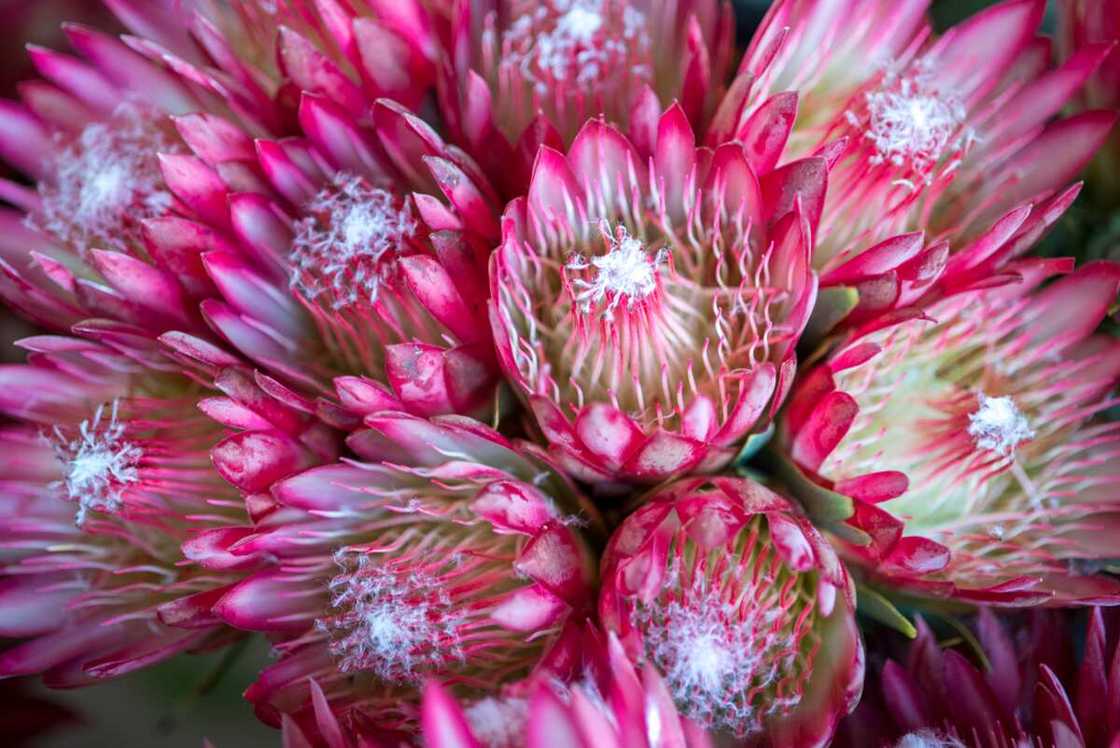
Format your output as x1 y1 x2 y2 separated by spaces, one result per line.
318 553 463 681
34 106 176 252
290 173 416 309
567 225 665 312
861 72 966 173
968 393 1034 454
51 401 142 526
503 0 649 91
463 697 529 748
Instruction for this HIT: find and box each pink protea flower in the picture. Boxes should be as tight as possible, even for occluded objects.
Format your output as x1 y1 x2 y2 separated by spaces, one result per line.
0 338 250 684
0 12 292 353
163 90 504 419
777 261 1120 605
209 412 598 732
419 624 715 748
441 0 734 192
489 106 818 484
599 476 864 745
837 608 1120 748
740 0 1115 325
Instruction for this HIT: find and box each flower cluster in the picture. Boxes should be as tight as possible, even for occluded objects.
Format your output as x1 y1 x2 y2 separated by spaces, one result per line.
0 1 1116 747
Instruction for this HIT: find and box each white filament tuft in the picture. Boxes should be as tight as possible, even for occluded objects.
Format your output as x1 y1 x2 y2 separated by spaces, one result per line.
50 401 142 526
290 173 416 309
318 552 463 682
33 105 176 252
968 393 1034 454
567 224 665 313
896 730 966 748
862 70 966 174
632 591 792 733
503 0 650 92
463 697 529 748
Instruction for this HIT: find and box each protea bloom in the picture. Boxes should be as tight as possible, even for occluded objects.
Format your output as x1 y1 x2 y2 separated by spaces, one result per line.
163 89 504 419
777 261 1120 604
0 337 248 684
419 623 715 748
599 476 863 744
490 105 818 484
742 0 1114 324
209 412 598 733
441 0 734 192
837 608 1120 748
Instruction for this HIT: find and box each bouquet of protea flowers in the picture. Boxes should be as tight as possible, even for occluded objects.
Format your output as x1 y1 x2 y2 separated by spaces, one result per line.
0 1 1117 746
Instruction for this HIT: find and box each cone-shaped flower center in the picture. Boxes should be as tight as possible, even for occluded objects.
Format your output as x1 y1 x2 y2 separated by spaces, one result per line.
34 105 178 253
968 393 1034 454
290 173 417 309
859 71 966 176
318 551 465 681
49 401 143 526
629 515 817 734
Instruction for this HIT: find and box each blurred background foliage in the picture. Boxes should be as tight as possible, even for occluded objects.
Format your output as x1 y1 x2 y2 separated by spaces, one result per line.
7 0 1113 746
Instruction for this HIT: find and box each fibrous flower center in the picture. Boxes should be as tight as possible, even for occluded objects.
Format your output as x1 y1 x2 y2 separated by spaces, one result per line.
566 224 665 314
968 393 1034 454
860 71 966 174
33 105 178 253
290 173 417 309
502 0 650 93
317 552 463 682
50 401 143 526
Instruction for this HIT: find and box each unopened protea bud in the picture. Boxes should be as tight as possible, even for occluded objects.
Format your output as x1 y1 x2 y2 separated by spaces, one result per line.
213 412 599 730
599 476 863 745
490 106 818 484
778 261 1120 605
442 0 733 191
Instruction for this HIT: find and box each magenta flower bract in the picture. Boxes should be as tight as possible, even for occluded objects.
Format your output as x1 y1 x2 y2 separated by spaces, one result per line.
778 261 1120 605
208 412 598 731
490 105 818 484
837 608 1120 748
599 476 864 744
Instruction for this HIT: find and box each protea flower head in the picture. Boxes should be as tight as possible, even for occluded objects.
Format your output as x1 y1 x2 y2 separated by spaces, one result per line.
837 608 1120 748
599 475 863 744
441 0 734 192
0 337 251 684
741 0 1115 325
777 260 1120 605
418 622 715 748
162 89 505 419
490 105 818 484
209 412 598 732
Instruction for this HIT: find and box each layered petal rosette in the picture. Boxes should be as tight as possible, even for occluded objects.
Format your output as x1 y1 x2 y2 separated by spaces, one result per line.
599 476 863 745
442 0 734 191
0 10 293 346
0 338 252 684
169 91 504 418
210 412 598 733
838 608 1120 748
778 261 1120 604
490 107 818 484
419 624 714 748
740 0 1115 326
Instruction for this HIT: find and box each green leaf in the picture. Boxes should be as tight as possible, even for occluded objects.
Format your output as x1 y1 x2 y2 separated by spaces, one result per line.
857 584 917 639
802 286 859 347
762 443 854 525
733 423 775 467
